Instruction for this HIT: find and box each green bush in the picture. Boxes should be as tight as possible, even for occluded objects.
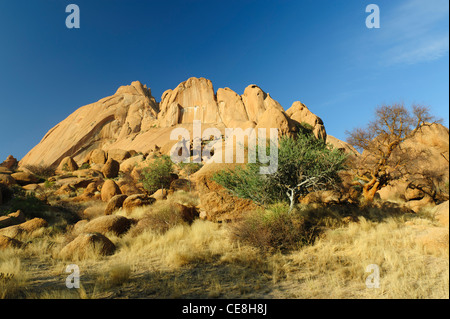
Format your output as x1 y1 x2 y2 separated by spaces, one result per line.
213 133 347 212
140 155 174 194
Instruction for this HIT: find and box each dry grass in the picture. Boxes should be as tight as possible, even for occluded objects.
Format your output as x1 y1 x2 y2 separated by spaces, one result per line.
276 216 449 298
0 198 448 299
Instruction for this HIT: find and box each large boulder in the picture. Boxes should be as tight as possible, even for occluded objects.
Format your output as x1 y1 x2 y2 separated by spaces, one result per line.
104 194 128 215
122 194 156 214
10 172 39 186
255 106 296 137
0 218 48 238
59 232 116 260
80 215 132 236
151 189 168 201
326 135 360 158
107 149 131 162
300 190 342 205
102 158 120 179
0 174 17 187
89 149 108 165
19 81 159 168
0 210 26 229
120 155 144 173
100 180 122 202
56 156 79 174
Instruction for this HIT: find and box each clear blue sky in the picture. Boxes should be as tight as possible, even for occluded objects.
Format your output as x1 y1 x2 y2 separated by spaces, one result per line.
0 0 448 161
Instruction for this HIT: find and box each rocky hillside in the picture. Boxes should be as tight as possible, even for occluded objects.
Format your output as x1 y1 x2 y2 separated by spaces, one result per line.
19 77 328 168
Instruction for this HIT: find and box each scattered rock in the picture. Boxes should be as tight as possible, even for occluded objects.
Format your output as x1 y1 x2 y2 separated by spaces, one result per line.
19 218 48 232
300 190 341 205
105 194 128 215
122 194 156 214
0 218 48 238
0 167 12 174
10 172 39 186
151 189 168 200
59 232 116 260
405 195 435 213
89 149 107 165
81 215 132 236
0 174 17 187
107 149 131 162
22 184 42 193
119 155 144 173
56 156 79 174
0 210 26 229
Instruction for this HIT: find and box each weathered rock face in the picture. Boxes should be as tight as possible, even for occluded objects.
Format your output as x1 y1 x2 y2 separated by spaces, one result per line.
1 155 18 170
286 102 327 140
19 77 328 168
158 77 220 125
20 81 159 168
326 135 360 157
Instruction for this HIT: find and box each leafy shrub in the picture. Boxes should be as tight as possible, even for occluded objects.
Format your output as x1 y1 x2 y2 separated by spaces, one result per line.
140 155 174 194
214 134 347 212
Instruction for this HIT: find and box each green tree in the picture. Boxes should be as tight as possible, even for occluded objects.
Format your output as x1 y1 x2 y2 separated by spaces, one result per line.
141 155 174 194
213 132 347 213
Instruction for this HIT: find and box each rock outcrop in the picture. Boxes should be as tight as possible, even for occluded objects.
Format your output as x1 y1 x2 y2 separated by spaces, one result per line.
19 77 328 169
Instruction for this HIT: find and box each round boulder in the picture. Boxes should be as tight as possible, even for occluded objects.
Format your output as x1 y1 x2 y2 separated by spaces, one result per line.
56 156 79 174
101 179 122 202
59 232 116 260
10 172 39 186
122 194 156 214
89 149 107 165
102 158 120 179
82 215 132 236
105 194 128 215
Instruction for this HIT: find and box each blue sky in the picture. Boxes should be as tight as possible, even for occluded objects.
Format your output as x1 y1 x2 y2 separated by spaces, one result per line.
0 0 448 161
